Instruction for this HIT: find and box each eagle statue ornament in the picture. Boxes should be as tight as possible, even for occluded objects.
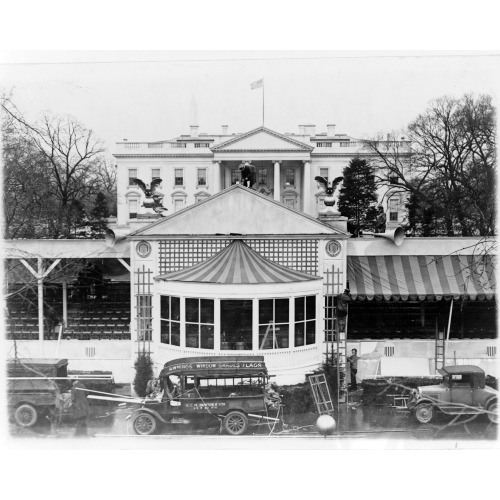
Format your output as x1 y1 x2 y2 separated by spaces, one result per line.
314 175 343 207
130 178 168 215
238 162 257 188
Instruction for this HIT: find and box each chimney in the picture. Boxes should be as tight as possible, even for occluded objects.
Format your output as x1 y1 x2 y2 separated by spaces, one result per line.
299 125 306 135
190 125 199 137
305 124 316 136
222 125 228 135
327 124 336 136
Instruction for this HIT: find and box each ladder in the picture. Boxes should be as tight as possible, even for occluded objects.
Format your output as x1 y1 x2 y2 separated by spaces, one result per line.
324 265 348 408
336 314 348 404
308 373 335 415
435 327 446 370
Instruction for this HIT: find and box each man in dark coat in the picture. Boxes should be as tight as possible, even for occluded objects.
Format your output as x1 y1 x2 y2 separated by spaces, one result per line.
71 380 90 435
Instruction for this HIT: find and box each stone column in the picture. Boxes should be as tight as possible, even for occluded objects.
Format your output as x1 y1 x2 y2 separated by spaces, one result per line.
273 160 281 201
303 160 311 214
212 160 221 192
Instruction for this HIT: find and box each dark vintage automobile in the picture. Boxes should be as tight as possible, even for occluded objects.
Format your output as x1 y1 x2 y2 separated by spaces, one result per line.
7 358 68 427
131 355 281 436
7 358 115 427
407 365 498 424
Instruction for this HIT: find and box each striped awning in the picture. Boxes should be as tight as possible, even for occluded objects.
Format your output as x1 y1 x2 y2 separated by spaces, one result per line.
156 240 321 284
347 255 496 301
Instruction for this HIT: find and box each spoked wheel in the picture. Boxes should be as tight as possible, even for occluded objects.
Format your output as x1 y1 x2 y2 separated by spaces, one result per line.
133 412 157 435
487 402 498 424
14 404 38 427
223 411 248 436
415 403 434 424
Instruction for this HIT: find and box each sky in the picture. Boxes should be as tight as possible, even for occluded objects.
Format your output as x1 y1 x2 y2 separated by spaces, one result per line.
1 51 499 158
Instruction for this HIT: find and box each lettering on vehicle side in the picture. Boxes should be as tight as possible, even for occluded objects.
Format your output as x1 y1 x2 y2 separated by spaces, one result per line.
165 361 264 373
184 402 228 410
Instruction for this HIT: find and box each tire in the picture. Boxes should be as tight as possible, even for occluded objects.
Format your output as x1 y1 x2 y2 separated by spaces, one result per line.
133 412 157 435
487 401 498 425
14 404 38 427
223 411 248 436
414 403 434 424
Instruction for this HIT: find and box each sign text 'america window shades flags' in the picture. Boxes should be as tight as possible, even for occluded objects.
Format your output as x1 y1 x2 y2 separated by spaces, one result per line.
250 79 263 89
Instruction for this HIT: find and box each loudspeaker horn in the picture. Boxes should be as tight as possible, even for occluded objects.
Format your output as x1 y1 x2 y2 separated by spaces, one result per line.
105 228 130 248
361 226 404 246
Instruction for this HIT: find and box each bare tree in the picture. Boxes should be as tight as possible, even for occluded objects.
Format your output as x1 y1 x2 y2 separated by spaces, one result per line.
2 96 114 238
364 94 496 237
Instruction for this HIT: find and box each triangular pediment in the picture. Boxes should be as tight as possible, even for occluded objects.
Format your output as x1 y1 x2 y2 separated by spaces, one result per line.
130 185 344 237
212 127 313 152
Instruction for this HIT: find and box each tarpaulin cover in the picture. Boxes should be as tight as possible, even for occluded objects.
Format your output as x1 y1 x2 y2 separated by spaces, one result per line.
347 255 496 301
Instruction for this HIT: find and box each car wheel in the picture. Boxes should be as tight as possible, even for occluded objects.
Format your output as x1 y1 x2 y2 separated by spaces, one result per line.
223 411 248 436
487 401 498 424
133 412 157 435
14 404 38 427
415 403 434 424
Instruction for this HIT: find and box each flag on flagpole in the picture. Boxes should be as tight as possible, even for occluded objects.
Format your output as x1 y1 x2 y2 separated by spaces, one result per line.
250 79 264 90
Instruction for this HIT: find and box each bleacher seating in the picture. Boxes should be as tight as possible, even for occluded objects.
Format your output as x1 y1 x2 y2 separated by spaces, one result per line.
6 282 131 341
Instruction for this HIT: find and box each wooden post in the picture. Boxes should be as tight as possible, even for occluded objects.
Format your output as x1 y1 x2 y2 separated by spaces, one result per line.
37 258 44 354
62 281 68 327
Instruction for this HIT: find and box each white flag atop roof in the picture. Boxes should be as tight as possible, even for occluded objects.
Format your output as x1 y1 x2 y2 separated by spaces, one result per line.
250 79 263 89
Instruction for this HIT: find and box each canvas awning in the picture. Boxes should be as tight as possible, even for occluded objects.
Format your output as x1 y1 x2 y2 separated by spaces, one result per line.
156 239 321 284
347 255 496 301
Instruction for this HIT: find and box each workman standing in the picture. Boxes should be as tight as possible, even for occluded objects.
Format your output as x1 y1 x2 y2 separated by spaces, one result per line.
71 380 90 436
348 349 359 391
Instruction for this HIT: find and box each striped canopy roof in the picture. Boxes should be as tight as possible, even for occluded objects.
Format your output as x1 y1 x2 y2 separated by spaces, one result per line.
156 240 321 284
347 255 496 301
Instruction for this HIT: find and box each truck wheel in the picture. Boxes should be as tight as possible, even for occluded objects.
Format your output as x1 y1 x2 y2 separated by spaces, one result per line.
487 401 498 424
133 412 157 435
14 404 38 427
223 411 248 436
415 403 434 424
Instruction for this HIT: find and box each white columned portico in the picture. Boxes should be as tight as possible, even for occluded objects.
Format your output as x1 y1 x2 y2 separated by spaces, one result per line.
213 160 221 193
303 160 311 215
273 160 281 201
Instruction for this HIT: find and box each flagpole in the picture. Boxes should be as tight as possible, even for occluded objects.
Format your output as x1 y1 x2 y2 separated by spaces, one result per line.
262 80 265 126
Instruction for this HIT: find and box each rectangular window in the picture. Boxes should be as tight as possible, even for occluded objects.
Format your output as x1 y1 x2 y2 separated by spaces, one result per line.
295 295 316 347
129 199 138 219
185 298 214 349
221 299 253 350
317 142 332 148
152 168 161 180
137 295 152 341
285 168 295 186
174 199 184 212
160 296 180 346
128 169 138 186
231 168 240 185
389 198 400 222
319 168 329 179
197 169 207 186
194 143 210 148
258 169 268 185
174 169 184 186
259 299 289 350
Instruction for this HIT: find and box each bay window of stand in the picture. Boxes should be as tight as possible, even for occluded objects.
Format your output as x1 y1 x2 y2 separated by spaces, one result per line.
295 296 316 346
258 298 289 349
186 298 214 349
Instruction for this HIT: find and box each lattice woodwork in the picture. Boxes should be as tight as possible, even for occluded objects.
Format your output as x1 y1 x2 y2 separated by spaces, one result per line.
158 239 318 275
